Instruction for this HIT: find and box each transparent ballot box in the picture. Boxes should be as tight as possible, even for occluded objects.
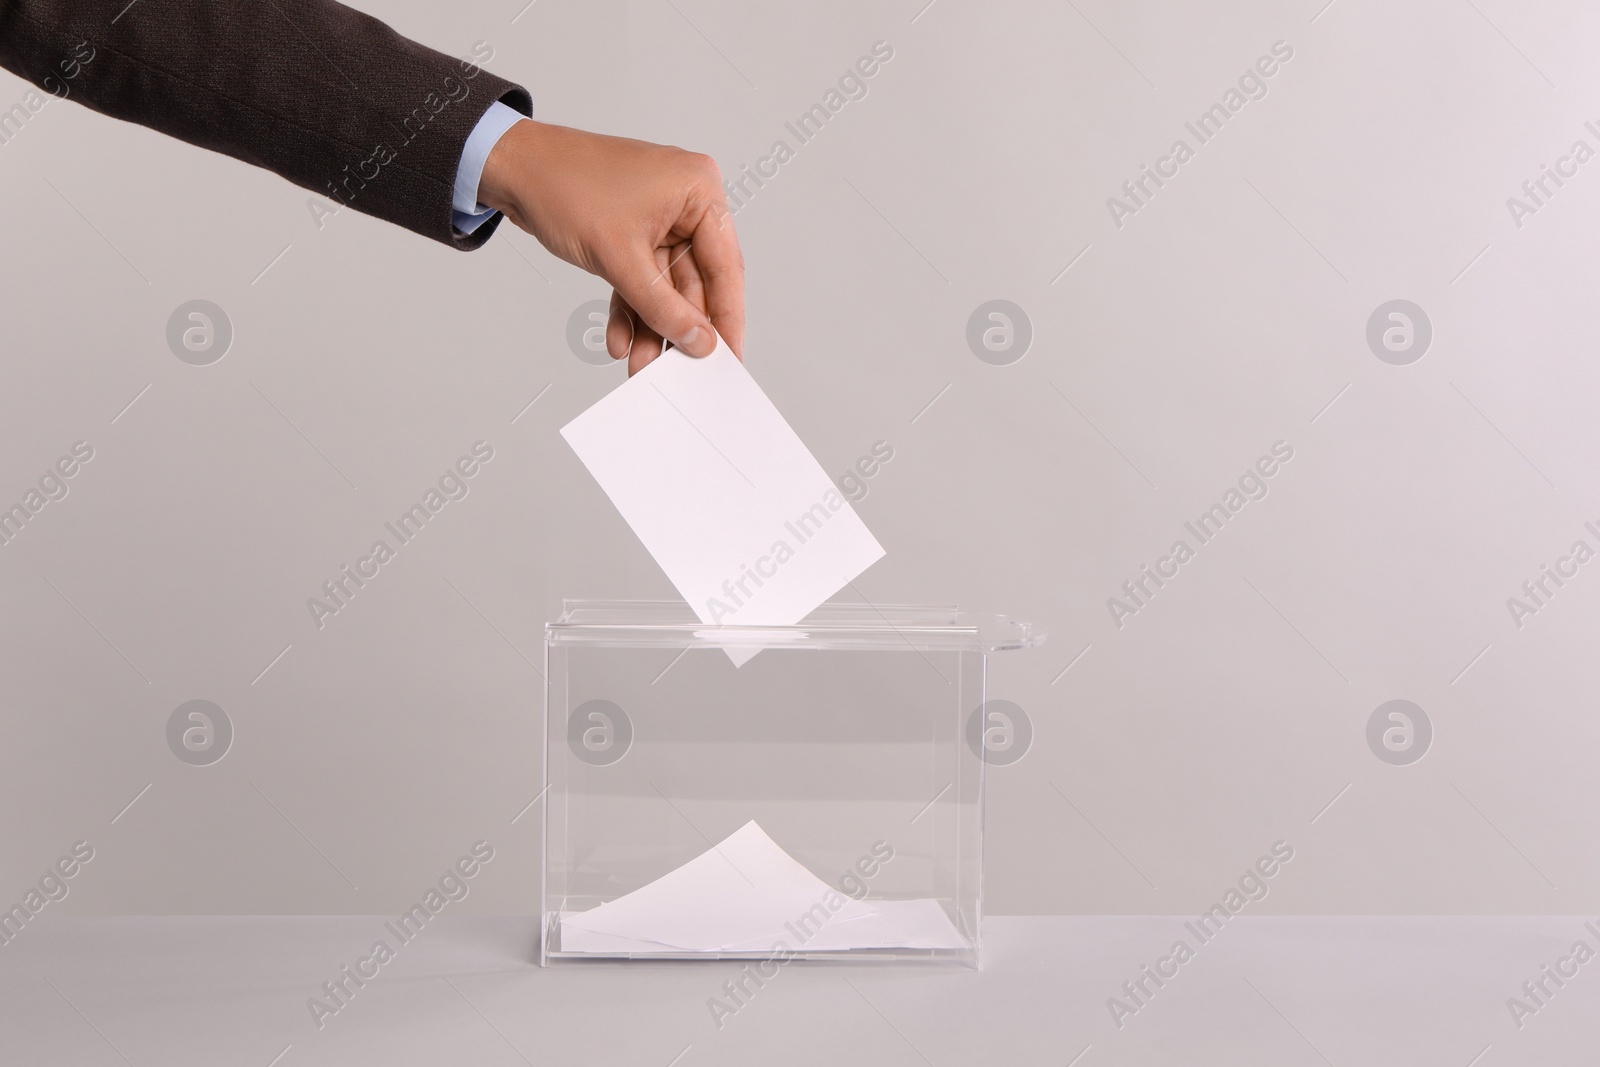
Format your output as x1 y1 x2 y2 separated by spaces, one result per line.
542 600 1044 966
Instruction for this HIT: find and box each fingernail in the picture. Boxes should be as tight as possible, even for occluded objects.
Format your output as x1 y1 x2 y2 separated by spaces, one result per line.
679 326 712 356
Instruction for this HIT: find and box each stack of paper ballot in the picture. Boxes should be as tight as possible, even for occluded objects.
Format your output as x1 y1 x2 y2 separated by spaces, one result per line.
559 821 965 954
560 332 886 665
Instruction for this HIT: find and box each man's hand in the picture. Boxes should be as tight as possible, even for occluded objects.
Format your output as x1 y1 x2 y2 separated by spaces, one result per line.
477 119 744 375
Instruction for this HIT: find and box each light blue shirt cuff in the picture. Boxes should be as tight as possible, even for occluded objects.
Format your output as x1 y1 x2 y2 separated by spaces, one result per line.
452 101 528 236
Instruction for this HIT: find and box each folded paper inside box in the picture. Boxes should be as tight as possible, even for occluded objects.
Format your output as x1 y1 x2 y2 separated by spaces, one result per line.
558 821 965 954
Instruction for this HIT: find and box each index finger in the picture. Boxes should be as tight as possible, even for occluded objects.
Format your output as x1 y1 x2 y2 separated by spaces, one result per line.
688 198 745 359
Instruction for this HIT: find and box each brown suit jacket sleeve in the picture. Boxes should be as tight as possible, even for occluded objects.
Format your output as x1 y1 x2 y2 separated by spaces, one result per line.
0 0 532 249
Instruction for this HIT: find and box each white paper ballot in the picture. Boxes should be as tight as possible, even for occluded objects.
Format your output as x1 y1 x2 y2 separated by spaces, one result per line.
559 821 966 954
561 821 872 951
715 898 966 953
560 333 885 665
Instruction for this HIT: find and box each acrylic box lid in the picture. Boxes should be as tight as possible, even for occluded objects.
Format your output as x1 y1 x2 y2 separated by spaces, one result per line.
546 600 1045 653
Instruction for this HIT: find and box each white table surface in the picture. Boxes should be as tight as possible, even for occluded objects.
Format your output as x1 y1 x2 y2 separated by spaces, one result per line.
0 915 1591 1066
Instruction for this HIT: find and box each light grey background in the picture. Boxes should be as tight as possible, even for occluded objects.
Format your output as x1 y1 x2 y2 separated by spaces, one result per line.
2 0 1596 918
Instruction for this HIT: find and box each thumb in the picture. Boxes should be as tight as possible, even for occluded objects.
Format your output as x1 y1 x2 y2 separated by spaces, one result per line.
606 245 718 357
